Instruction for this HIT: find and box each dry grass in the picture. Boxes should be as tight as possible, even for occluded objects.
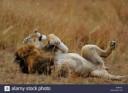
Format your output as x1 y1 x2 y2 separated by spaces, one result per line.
0 0 128 84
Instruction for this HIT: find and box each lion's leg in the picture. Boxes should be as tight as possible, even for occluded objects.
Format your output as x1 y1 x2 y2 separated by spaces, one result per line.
94 47 110 58
96 41 116 58
90 69 125 80
90 49 107 69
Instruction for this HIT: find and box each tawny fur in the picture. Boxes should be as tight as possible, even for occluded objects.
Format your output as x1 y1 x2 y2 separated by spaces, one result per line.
81 41 115 69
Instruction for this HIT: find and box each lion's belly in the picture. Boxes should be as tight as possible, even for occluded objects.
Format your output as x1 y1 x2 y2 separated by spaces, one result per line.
55 53 96 75
55 53 72 67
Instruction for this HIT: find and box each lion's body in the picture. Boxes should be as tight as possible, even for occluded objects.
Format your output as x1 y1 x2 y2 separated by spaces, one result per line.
17 32 125 80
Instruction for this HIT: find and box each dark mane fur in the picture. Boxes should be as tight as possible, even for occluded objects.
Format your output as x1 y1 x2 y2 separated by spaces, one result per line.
15 52 28 73
14 44 55 75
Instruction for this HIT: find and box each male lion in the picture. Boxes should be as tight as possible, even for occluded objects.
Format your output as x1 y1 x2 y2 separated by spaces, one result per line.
16 31 126 80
